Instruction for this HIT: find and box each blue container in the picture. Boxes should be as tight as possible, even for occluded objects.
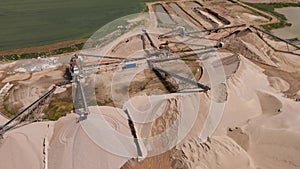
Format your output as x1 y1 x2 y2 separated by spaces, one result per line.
125 63 137 69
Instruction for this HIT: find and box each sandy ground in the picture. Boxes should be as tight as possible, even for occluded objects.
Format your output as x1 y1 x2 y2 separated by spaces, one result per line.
2 68 66 115
0 115 7 124
0 39 86 56
0 121 54 169
2 51 299 169
0 1 300 169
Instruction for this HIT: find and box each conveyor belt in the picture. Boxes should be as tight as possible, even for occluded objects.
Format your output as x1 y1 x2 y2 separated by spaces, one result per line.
159 24 246 38
152 66 210 91
151 49 214 63
1 86 57 132
142 29 157 49
78 54 126 60
250 25 300 50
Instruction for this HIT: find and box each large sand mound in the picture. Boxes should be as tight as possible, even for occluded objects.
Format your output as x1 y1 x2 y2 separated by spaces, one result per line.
49 108 131 169
224 28 279 66
268 76 290 92
0 122 54 169
172 136 255 169
245 91 300 169
0 89 225 169
217 55 300 169
0 107 131 169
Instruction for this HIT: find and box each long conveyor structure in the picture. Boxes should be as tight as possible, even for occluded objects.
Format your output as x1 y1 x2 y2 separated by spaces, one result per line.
0 86 57 135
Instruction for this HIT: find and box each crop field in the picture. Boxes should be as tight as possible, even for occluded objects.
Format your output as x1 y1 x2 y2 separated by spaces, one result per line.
0 0 150 51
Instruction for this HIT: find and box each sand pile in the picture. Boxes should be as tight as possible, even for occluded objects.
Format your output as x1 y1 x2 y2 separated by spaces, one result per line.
0 122 54 169
224 28 279 66
0 20 299 169
244 91 300 169
49 107 131 169
0 57 299 169
216 56 271 133
48 88 226 168
124 93 211 155
218 56 300 169
0 107 132 169
108 35 144 57
167 53 299 169
171 136 255 169
268 76 290 92
121 77 229 167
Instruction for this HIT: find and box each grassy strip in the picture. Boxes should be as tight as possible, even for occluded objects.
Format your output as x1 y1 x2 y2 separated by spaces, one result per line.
141 2 149 12
245 2 300 31
0 0 152 50
0 1 150 62
43 97 73 121
0 43 84 61
1 13 145 62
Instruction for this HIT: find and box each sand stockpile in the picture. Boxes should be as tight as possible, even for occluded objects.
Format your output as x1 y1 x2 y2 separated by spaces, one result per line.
268 76 290 92
123 87 228 155
2 73 31 83
1 2 300 168
216 56 300 169
224 28 280 66
49 107 131 169
125 93 203 156
0 122 54 169
140 52 299 169
0 48 299 169
214 57 268 135
244 91 300 169
119 81 229 168
0 107 132 169
172 136 255 169
0 89 225 169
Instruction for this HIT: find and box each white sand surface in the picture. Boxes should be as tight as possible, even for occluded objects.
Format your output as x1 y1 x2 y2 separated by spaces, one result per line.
244 91 300 169
49 108 130 169
0 108 131 169
0 122 54 169
160 48 300 169
172 136 255 169
0 115 7 124
215 55 300 169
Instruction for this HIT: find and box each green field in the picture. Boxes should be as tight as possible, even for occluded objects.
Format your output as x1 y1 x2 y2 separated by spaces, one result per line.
0 0 151 51
245 2 300 31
